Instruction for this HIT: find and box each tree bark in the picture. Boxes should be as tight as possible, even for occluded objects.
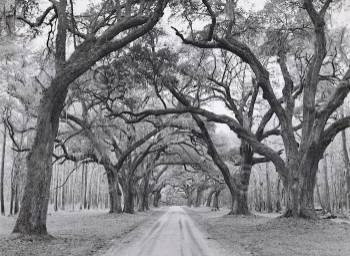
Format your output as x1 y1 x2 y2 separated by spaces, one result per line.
10 164 14 215
212 190 221 211
0 123 7 215
275 177 282 212
323 156 332 213
206 190 215 207
266 165 273 213
106 171 122 213
14 184 19 214
316 178 325 212
195 186 204 207
61 167 66 211
138 175 150 212
230 189 249 214
341 129 350 210
141 188 150 211
13 79 69 235
283 151 320 218
186 196 193 207
153 189 162 207
123 181 134 214
54 165 58 212
229 141 252 215
83 164 88 209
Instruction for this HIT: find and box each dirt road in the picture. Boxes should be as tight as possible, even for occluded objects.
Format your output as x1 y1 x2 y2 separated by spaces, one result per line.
103 206 229 256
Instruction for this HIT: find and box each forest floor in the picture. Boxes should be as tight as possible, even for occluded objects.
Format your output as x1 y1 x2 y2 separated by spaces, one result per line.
186 207 350 256
0 208 164 256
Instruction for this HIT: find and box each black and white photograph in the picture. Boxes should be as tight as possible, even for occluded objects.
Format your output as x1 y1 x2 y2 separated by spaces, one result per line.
0 0 350 255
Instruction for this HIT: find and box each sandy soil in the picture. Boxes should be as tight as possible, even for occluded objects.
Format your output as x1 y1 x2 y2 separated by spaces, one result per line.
186 207 350 256
102 206 231 256
0 209 163 256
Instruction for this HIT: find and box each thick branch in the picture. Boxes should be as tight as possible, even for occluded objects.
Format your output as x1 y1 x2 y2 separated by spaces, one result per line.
321 116 350 149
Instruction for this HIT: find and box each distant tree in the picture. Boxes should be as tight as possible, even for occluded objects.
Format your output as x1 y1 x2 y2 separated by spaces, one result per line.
0 116 7 215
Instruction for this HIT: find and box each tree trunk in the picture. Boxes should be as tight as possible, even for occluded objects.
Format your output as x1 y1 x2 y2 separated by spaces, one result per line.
275 177 282 212
341 129 350 211
72 173 75 211
316 176 325 212
323 157 332 213
54 166 58 212
254 179 260 211
212 190 220 211
283 154 320 219
14 184 19 214
13 81 69 235
0 123 7 216
83 164 88 209
153 189 162 207
141 186 149 211
186 196 192 207
229 141 252 215
195 187 204 207
61 168 65 211
106 171 122 213
10 156 15 215
230 190 249 214
206 190 215 207
138 176 150 212
80 164 84 210
266 165 273 213
123 181 134 214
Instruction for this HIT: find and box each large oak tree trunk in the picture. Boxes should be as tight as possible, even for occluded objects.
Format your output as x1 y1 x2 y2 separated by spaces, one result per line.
230 190 249 215
283 152 320 219
229 141 252 215
138 176 150 212
153 189 162 207
141 188 149 211
13 82 68 235
106 171 122 213
123 181 134 214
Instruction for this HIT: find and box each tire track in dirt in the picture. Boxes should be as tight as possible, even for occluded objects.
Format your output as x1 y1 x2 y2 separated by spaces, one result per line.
106 206 229 256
